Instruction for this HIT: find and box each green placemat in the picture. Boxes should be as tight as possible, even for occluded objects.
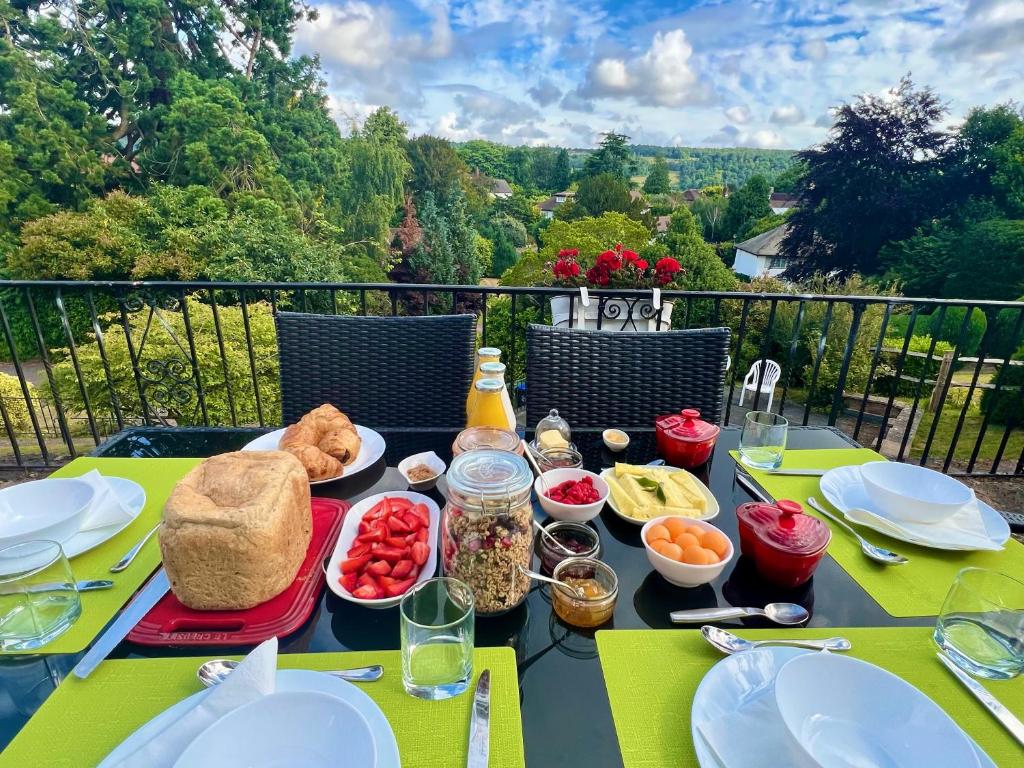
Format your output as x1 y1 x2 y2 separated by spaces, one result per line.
729 448 1024 617
2 457 201 655
0 647 524 768
597 627 1024 768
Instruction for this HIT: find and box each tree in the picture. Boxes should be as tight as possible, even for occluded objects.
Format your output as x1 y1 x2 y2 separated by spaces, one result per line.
582 132 633 180
490 233 519 278
406 135 470 202
404 187 484 285
691 195 727 242
781 77 950 277
771 162 805 193
659 208 738 292
563 174 631 219
362 107 408 145
643 156 671 194
485 215 528 249
550 149 572 192
721 174 771 241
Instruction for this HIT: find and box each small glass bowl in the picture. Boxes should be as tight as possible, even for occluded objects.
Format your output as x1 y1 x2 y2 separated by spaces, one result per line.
537 522 601 576
535 447 583 472
551 557 618 628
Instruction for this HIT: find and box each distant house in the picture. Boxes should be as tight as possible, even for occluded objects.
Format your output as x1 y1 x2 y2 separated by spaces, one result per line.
681 188 702 203
733 224 790 279
769 192 798 215
656 215 672 234
629 189 651 214
539 190 575 219
470 169 514 199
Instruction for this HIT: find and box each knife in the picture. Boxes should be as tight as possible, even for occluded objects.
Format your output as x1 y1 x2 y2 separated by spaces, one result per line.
760 468 826 476
467 669 490 768
73 569 170 679
937 652 1024 747
735 471 776 504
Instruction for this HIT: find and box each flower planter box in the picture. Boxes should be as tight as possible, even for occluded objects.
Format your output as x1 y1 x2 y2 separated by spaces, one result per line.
549 294 674 332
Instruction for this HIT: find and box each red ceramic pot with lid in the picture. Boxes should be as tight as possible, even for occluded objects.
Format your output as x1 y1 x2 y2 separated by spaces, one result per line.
654 408 720 469
735 499 830 588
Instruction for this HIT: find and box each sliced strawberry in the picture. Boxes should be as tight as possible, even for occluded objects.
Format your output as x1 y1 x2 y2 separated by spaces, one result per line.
374 545 407 562
367 559 391 576
385 577 417 597
411 542 430 566
386 535 410 548
411 503 431 527
401 511 424 531
389 497 413 511
386 516 411 534
341 555 371 574
339 572 358 593
363 526 386 543
378 575 397 587
356 572 379 589
390 559 414 579
352 584 379 600
347 541 371 558
357 520 370 535
416 528 429 543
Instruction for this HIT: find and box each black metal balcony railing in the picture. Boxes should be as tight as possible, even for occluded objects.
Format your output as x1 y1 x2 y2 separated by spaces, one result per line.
0 280 1022 477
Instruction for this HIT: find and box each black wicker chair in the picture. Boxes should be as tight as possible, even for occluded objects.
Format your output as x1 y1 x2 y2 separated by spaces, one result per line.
275 312 476 429
525 324 731 429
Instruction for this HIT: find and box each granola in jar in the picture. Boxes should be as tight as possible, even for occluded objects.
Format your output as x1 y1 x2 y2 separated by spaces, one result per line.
443 449 534 615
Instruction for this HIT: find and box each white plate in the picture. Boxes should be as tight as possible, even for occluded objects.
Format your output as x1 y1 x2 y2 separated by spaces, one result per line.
691 647 994 768
61 477 147 560
98 669 400 768
174 691 375 768
820 465 1010 550
326 491 440 609
776 651 978 768
599 465 719 526
0 478 95 550
241 425 386 485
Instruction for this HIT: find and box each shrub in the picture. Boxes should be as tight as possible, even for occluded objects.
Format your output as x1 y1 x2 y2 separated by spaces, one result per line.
49 297 280 426
980 347 1024 425
928 306 987 357
983 302 1024 360
481 295 539 384
876 334 955 398
0 372 36 433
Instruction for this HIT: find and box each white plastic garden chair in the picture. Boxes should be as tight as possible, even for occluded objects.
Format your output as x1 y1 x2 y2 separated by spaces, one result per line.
738 359 782 412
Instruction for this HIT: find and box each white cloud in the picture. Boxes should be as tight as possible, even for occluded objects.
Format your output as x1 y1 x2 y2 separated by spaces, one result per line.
296 2 392 70
702 124 784 149
724 105 752 124
528 78 562 106
579 29 703 107
800 39 828 61
770 104 805 125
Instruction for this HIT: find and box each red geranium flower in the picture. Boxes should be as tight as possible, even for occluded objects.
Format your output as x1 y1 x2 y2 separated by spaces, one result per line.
655 257 682 274
633 259 648 270
558 248 579 258
622 249 640 263
597 249 623 271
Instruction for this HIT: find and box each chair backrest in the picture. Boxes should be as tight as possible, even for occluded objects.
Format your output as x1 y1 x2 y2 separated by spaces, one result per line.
744 359 782 387
526 324 731 429
275 312 475 429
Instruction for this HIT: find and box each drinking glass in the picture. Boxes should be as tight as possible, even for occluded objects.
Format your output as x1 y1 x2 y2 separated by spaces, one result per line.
0 540 82 651
934 567 1024 680
400 577 474 699
739 411 788 469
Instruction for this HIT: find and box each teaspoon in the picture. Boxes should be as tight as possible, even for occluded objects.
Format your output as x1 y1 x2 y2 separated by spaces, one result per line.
196 659 383 688
806 496 908 566
532 519 576 556
670 602 810 626
517 565 584 597
701 625 851 654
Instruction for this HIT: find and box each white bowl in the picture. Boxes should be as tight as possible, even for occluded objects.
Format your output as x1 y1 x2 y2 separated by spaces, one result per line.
640 516 733 587
397 451 446 491
174 691 376 768
602 428 630 453
0 478 94 550
775 652 978 768
859 461 973 524
534 468 609 522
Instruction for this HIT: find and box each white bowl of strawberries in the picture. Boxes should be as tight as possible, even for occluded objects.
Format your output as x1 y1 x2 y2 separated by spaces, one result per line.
327 491 441 608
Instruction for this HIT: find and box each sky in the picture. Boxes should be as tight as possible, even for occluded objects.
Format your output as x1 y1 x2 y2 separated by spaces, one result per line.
293 0 1024 150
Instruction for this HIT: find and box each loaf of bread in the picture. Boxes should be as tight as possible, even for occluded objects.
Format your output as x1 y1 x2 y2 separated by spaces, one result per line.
160 451 312 610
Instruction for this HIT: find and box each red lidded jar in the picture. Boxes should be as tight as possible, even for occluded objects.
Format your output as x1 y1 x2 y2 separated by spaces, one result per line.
654 408 720 469
735 499 830 588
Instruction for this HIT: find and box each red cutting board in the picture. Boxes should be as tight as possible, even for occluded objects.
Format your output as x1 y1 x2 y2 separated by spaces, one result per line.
127 497 349 646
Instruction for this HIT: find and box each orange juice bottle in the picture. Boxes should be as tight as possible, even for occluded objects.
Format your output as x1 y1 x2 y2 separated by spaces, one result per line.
479 361 517 431
467 379 514 430
466 347 501 418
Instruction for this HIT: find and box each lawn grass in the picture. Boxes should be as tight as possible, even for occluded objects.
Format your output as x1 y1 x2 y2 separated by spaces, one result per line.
911 407 1024 467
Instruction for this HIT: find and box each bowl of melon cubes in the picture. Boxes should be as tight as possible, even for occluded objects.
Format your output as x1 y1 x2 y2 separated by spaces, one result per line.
640 516 733 587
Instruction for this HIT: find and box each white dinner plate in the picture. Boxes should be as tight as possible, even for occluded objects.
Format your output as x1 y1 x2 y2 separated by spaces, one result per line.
819 465 1010 550
326 491 440 609
174 691 375 768
691 647 994 768
60 477 147 560
98 670 400 768
599 465 719 526
241 425 386 485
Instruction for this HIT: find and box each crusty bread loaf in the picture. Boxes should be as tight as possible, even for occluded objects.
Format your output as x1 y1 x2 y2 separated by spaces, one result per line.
159 451 312 610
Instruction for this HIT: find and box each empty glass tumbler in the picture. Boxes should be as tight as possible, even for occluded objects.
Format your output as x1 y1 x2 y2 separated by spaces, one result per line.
739 411 788 469
400 577 475 700
934 567 1024 680
0 540 82 651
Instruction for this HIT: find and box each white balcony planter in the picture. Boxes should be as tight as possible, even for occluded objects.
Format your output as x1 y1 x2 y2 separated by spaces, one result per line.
549 294 674 332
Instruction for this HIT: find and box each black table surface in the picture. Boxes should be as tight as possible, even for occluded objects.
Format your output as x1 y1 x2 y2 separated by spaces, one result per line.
0 426 932 766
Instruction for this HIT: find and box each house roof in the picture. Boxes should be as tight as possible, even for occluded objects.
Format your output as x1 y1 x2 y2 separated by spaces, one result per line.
735 224 789 257
769 192 798 208
490 178 513 195
681 189 701 201
629 190 642 202
555 190 575 197
656 215 672 233
538 196 558 211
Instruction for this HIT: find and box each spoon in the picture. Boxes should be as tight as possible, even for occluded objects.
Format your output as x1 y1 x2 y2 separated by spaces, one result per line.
517 565 584 597
669 602 810 626
806 496 908 566
522 440 549 495
532 519 576 556
197 659 383 688
110 523 160 573
701 625 852 654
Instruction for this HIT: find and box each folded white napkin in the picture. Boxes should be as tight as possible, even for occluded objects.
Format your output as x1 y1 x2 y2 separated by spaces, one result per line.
110 637 278 768
697 689 815 768
846 492 1002 551
76 470 135 533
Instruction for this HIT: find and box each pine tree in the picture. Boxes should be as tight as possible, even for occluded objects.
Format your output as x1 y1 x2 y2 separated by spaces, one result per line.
643 156 671 194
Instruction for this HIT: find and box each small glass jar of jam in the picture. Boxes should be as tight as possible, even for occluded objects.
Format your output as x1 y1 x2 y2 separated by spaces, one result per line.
551 557 618 628
536 521 600 575
535 446 583 472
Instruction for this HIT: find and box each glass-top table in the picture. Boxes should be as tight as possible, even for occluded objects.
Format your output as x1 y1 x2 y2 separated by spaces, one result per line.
0 426 930 766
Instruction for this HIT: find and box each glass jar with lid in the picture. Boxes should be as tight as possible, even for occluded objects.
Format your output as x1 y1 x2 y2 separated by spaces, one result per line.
534 408 572 452
442 450 535 615
452 426 524 457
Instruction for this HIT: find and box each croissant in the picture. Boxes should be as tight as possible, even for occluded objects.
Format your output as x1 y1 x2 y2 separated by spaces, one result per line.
277 404 362 481
280 422 317 449
318 428 360 465
283 445 343 482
